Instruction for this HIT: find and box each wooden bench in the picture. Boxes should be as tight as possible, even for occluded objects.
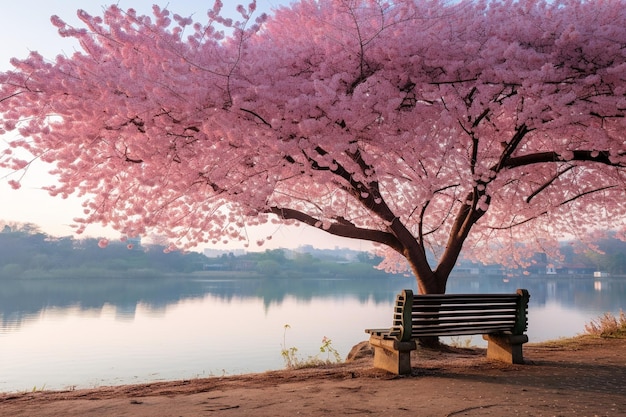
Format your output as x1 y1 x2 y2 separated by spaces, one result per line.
365 289 530 374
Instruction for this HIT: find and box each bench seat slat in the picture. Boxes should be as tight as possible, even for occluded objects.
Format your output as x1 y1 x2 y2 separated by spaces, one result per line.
364 328 400 338
410 326 513 337
412 317 516 326
411 319 515 328
367 324 515 338
411 295 519 302
411 292 520 297
412 315 517 322
411 298 520 304
364 328 390 337
412 303 517 310
410 313 517 321
413 299 519 304
411 307 517 316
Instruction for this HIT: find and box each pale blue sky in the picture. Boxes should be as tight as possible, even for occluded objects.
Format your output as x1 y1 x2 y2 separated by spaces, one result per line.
0 1 368 251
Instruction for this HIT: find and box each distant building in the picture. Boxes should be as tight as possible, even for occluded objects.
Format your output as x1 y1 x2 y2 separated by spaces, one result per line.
203 248 246 258
557 263 595 275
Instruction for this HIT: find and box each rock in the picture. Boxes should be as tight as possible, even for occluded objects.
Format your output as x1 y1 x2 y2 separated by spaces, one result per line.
345 340 374 362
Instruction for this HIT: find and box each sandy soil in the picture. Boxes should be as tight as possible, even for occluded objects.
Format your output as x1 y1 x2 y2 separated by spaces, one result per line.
1 336 624 417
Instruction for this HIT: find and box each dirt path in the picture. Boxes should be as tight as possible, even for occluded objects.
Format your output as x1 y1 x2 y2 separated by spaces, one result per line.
1 336 624 417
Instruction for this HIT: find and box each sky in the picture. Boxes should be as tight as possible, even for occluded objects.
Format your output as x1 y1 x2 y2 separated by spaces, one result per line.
0 0 371 252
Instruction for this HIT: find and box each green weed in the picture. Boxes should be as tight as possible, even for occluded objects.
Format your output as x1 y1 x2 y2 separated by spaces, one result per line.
280 324 301 368
319 336 342 363
280 324 342 369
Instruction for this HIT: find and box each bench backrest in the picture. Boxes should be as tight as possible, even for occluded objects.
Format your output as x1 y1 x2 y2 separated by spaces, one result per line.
391 289 530 342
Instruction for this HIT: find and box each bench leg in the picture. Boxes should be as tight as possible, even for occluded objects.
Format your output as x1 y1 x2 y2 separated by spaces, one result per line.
483 334 529 364
368 336 416 375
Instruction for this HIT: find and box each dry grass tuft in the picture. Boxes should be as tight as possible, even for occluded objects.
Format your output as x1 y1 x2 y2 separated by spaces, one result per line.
531 334 597 350
584 310 626 338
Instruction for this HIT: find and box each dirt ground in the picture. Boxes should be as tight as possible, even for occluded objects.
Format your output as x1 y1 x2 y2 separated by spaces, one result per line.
1 336 624 417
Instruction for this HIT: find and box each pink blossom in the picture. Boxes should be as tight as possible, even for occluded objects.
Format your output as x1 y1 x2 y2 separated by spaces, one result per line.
7 180 21 190
0 0 624 293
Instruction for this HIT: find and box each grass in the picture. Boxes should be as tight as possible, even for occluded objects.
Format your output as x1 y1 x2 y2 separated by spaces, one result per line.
448 336 474 348
584 310 626 338
279 311 626 370
280 324 342 369
531 334 597 349
529 310 626 350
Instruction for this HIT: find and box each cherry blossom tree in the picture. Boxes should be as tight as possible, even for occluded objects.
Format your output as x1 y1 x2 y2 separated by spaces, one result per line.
1 0 625 294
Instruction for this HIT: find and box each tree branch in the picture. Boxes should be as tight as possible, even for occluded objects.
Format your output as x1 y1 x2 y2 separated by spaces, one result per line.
490 184 618 230
435 195 486 279
0 91 25 103
494 124 530 172
526 165 575 203
502 150 626 169
268 206 403 252
240 108 272 127
300 145 433 276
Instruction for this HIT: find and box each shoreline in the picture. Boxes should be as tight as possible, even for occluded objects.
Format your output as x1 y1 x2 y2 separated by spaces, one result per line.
1 335 624 416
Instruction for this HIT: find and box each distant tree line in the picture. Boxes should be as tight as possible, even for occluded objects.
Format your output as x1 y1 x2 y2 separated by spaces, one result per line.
2 222 625 280
204 248 388 279
0 222 388 280
0 223 208 279
566 238 626 275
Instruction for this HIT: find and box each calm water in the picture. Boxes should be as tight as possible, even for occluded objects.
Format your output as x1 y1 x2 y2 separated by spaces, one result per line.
0 274 624 392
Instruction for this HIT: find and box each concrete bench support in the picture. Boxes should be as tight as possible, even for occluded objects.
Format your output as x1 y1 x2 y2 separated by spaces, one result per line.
483 333 529 364
368 336 416 375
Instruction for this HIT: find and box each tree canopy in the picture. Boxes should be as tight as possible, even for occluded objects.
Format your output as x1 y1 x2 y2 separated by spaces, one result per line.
1 0 625 293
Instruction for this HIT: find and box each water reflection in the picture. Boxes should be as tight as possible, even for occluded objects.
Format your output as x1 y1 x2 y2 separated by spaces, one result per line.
0 274 624 392
0 275 410 331
2 275 625 331
0 275 626 333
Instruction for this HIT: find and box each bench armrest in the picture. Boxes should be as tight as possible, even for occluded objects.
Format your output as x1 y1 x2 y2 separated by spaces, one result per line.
365 327 402 339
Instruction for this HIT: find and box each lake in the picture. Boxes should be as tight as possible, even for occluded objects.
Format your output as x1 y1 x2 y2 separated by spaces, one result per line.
1 274 624 392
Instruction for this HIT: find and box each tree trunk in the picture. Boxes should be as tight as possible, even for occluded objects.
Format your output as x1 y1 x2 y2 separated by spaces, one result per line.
405 245 448 295
405 246 449 348
411 267 446 348
414 270 447 295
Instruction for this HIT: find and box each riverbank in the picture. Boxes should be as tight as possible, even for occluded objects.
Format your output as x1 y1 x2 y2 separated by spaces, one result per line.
1 335 624 416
